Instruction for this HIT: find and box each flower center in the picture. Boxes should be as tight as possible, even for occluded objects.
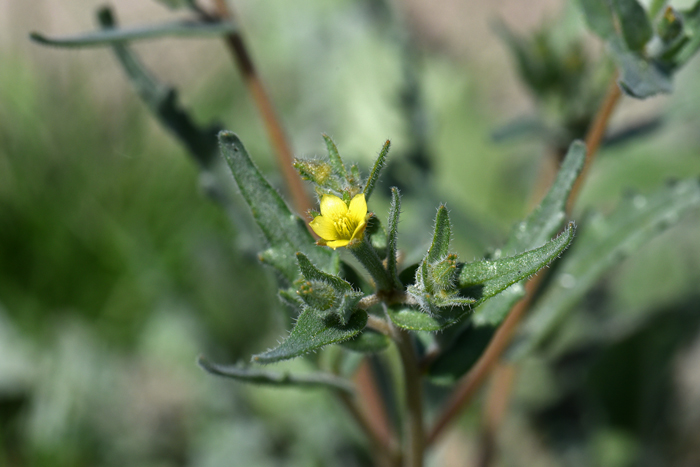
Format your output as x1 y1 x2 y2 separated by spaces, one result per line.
333 216 355 239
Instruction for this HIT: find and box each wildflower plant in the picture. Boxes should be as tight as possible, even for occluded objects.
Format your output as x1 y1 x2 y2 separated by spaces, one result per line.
27 0 700 465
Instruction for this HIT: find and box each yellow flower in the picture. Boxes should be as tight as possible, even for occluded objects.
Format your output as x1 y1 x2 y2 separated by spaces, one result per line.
309 193 368 249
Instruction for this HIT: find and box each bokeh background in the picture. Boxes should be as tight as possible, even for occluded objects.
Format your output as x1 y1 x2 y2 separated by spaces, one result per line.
2 0 700 466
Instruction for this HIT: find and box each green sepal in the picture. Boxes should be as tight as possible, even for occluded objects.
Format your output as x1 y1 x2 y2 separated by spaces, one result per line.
219 132 336 283
611 0 653 51
252 307 368 364
293 158 341 191
363 140 391 201
341 329 391 353
296 253 364 325
389 224 576 331
513 178 700 358
386 187 403 290
472 141 585 326
30 19 237 48
198 356 354 394
322 134 348 179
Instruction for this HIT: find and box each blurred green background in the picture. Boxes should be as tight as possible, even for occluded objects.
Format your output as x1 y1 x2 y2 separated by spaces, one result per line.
1 0 700 466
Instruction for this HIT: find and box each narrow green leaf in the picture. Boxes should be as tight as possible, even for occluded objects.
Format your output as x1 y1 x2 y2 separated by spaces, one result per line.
363 140 391 201
93 7 220 168
219 131 335 283
427 205 452 263
513 178 700 358
322 134 347 179
386 187 403 290
252 308 368 364
611 37 673 98
30 20 237 48
388 224 576 331
612 0 653 51
297 253 352 292
471 142 585 326
198 356 354 394
578 0 617 39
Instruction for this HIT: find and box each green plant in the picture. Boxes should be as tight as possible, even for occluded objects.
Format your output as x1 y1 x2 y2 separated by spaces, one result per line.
25 0 700 466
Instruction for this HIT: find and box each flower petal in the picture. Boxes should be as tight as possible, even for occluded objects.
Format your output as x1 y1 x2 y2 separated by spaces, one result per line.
347 194 367 224
351 218 367 241
309 215 340 241
326 239 350 249
320 194 348 219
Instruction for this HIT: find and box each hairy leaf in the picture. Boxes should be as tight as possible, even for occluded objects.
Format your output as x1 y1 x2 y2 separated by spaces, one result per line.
579 0 616 39
252 308 367 363
388 224 576 331
322 134 348 180
198 356 354 393
386 187 402 290
219 132 336 283
472 141 585 326
363 140 391 201
611 37 673 98
513 178 700 358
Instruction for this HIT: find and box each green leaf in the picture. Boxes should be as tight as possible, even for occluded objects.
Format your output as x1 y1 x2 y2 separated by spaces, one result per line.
341 329 390 353
219 131 336 283
427 205 452 263
252 308 368 364
363 140 391 201
388 224 576 331
512 178 700 358
198 356 354 394
322 134 348 180
611 37 673 98
674 3 700 66
92 7 221 169
386 187 402 290
30 19 237 48
578 0 617 39
612 0 653 51
471 141 585 326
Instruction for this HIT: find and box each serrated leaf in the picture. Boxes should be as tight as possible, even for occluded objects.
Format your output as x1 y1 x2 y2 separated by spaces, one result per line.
612 0 653 51
610 37 673 98
388 225 576 331
219 132 336 283
252 308 368 363
513 178 700 358
579 0 617 39
198 356 354 394
363 140 391 201
30 19 237 48
341 329 390 353
471 141 585 326
386 187 402 289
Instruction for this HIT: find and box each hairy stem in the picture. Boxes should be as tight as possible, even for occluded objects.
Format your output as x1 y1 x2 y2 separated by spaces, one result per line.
351 239 395 292
210 0 312 215
426 73 623 447
392 326 424 467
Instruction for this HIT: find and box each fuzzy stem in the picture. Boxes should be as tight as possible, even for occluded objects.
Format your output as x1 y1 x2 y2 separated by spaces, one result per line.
392 326 424 467
350 239 395 292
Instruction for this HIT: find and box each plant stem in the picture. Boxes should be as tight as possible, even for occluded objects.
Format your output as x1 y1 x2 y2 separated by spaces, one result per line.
336 389 399 467
209 0 312 215
392 326 424 467
351 239 394 292
426 72 623 447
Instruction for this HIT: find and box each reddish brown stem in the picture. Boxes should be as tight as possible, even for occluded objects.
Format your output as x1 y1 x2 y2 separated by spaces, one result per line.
212 0 312 215
426 73 623 447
